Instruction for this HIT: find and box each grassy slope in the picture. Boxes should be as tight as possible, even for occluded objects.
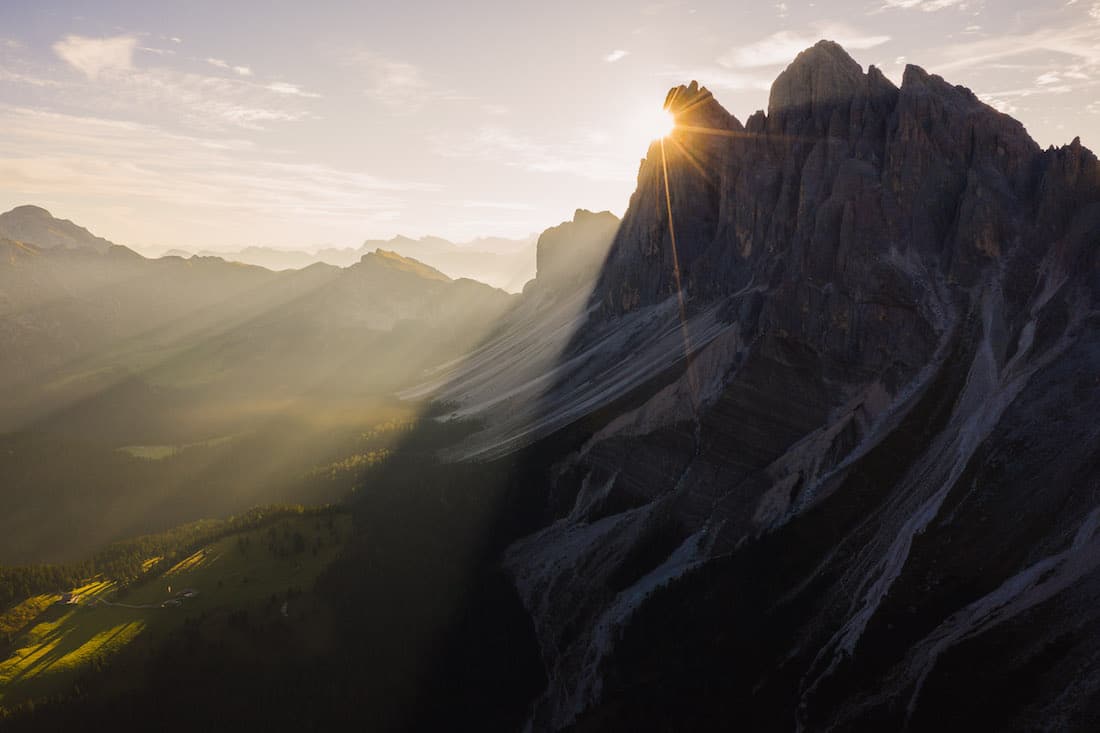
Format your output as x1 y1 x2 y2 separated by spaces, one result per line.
0 514 350 707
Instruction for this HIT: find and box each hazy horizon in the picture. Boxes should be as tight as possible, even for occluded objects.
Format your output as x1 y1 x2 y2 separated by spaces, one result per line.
2 0 1099 256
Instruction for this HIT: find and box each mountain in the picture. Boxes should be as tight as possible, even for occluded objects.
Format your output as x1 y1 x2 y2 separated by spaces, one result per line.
0 207 515 563
181 233 539 291
3 40 1099 733
0 205 118 254
411 41 1100 730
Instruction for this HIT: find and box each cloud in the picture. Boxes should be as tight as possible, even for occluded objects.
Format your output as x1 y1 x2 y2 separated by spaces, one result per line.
658 67 772 91
30 37 323 132
0 105 433 238
21 52 319 132
266 81 320 97
208 58 253 76
360 55 428 106
879 0 966 10
348 52 470 111
932 25 1100 73
434 125 638 182
718 25 891 68
0 68 63 88
605 49 629 63
53 35 137 79
461 200 534 211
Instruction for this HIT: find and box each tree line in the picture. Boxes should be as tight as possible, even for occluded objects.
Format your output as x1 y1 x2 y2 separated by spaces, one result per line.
0 504 343 611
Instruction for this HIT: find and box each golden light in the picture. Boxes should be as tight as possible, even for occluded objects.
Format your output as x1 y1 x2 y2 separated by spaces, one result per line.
624 105 677 153
653 107 676 139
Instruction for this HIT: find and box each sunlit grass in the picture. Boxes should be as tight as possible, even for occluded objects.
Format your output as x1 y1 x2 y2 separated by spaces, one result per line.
164 547 218 576
0 596 54 637
0 579 122 704
0 514 350 708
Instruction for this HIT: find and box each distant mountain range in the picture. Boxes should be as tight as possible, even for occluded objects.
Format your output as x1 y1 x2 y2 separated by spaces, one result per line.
0 202 623 564
0 205 522 423
166 232 539 292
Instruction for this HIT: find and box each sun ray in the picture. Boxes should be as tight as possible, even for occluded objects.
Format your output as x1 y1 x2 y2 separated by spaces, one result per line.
658 137 701 432
666 135 715 184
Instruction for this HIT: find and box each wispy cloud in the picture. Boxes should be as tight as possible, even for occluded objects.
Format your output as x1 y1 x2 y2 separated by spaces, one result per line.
0 105 434 242
879 0 967 11
461 200 534 211
927 20 1100 119
207 57 254 76
53 34 137 79
33 35 321 131
932 25 1100 73
349 52 470 111
0 68 63 88
718 24 891 68
434 125 637 182
266 81 320 97
658 67 772 91
605 49 629 63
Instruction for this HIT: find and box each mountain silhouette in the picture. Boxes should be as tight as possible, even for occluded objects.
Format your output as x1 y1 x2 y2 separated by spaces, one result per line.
418 40 1100 730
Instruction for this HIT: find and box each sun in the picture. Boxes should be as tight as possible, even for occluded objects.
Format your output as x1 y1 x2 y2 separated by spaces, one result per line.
648 106 677 140
623 105 677 155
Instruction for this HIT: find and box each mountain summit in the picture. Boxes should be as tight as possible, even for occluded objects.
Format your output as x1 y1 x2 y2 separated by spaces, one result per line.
424 41 1100 730
0 205 118 254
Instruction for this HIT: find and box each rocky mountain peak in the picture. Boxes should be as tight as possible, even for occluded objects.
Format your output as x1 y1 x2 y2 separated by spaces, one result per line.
664 81 737 132
530 209 620 294
443 40 1100 732
767 39 866 117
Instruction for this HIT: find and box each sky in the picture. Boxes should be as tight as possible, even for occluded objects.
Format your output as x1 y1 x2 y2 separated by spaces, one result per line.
0 0 1098 255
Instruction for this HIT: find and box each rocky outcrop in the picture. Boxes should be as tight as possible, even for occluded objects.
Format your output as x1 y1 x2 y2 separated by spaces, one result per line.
529 209 620 295
428 40 1100 730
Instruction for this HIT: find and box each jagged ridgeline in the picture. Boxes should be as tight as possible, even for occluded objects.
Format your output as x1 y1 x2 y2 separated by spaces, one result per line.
421 41 1100 731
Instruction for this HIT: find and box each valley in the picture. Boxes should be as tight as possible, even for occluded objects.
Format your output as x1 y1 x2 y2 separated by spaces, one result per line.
1 511 350 712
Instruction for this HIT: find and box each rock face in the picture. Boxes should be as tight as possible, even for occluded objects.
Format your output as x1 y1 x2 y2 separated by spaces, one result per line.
431 41 1100 730
530 209 620 295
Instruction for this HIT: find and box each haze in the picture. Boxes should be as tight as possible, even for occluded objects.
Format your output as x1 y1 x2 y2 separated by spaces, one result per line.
1 0 1097 259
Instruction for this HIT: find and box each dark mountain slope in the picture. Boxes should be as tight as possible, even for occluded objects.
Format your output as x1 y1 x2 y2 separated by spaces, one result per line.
425 41 1100 730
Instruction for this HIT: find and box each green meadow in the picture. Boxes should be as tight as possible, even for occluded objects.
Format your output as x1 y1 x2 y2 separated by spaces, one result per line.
0 513 350 708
